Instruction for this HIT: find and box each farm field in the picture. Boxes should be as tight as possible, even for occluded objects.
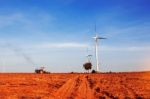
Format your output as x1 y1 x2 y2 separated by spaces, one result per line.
0 72 150 99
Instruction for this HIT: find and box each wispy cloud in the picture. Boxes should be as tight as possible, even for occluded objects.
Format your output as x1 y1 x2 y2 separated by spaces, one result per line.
101 46 150 52
19 41 150 52
0 12 54 29
35 42 89 49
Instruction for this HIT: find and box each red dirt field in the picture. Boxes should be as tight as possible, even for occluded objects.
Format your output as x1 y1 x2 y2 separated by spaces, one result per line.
0 72 150 99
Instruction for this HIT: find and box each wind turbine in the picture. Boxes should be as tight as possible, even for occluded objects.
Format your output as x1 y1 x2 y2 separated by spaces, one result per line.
86 48 92 62
93 26 106 72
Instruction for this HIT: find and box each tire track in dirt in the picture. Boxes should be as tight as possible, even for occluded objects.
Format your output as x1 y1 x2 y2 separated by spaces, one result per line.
54 76 81 99
75 75 94 99
54 75 95 99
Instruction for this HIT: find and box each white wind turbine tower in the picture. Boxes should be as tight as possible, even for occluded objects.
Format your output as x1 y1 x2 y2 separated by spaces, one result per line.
93 26 106 72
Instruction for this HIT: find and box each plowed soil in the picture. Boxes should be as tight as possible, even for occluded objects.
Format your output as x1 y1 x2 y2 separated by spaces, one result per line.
0 72 150 99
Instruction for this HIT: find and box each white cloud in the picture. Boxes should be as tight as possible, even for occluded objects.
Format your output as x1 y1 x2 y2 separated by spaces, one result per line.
0 12 54 29
35 42 89 49
101 46 150 51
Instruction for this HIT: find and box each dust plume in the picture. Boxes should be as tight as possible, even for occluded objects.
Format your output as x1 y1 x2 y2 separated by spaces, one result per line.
4 43 35 66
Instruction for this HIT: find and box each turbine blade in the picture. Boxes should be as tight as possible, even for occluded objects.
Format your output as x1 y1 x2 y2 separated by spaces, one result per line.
100 37 107 39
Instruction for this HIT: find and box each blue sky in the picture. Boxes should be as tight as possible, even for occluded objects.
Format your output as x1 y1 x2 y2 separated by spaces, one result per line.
0 0 150 72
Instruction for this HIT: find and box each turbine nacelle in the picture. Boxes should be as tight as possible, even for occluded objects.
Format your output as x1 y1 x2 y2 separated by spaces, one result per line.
93 35 106 41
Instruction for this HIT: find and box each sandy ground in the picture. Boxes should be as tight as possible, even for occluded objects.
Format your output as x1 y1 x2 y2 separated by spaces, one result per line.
0 72 149 99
